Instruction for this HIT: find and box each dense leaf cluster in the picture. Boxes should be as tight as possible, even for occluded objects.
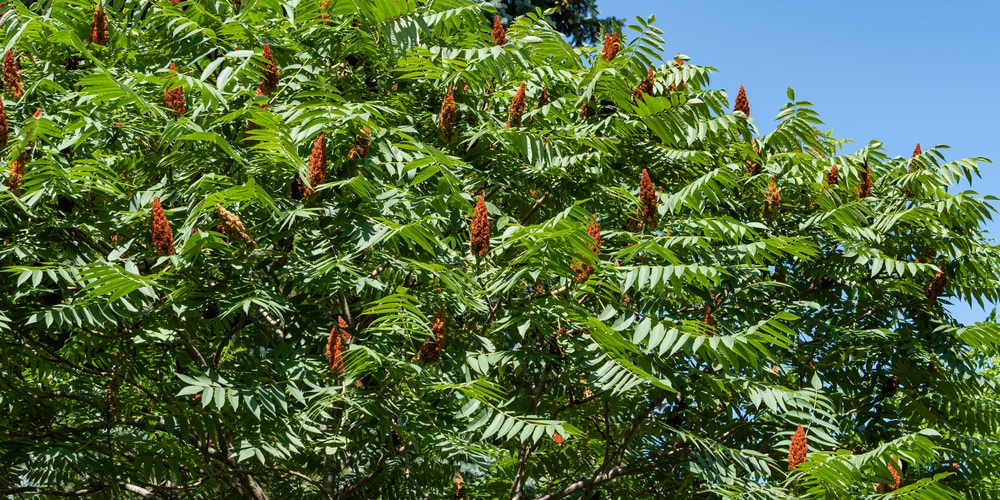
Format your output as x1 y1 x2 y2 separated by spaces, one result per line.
1 1 999 498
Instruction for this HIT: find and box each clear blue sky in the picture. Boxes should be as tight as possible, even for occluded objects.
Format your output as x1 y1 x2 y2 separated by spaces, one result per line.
598 0 1000 324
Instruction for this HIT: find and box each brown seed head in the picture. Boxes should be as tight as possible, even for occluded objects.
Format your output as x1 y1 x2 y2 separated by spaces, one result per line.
259 43 279 95
470 195 490 257
306 133 326 196
912 143 922 158
638 169 658 229
164 62 186 117
745 140 761 176
491 15 506 46
788 425 807 470
91 4 108 45
703 305 716 336
674 51 684 66
634 69 655 102
2 50 23 101
326 316 350 373
216 204 253 246
924 266 947 302
764 175 781 219
151 196 176 256
291 174 306 200
440 87 458 141
353 127 372 158
5 151 25 195
0 98 7 148
506 82 527 129
579 100 596 120
877 461 902 493
825 163 838 185
856 162 872 198
602 32 619 61
539 87 549 107
417 307 446 363
586 216 601 254
734 85 750 117
320 0 330 24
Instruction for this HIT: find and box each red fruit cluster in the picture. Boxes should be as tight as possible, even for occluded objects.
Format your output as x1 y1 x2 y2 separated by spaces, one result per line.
638 169 658 229
470 195 490 257
346 127 372 160
506 82 526 129
151 196 176 256
856 162 872 198
91 4 108 45
491 15 506 46
216 204 253 246
305 133 326 197
538 87 549 107
602 32 619 61
788 425 807 470
876 460 902 493
745 140 761 176
573 216 602 282
440 87 458 141
924 266 947 302
5 152 25 195
3 50 23 101
258 43 279 95
0 98 7 147
579 100 596 121
703 306 716 336
734 85 750 117
326 316 351 374
825 163 838 185
164 62 186 117
417 307 446 363
634 69 655 102
764 175 781 219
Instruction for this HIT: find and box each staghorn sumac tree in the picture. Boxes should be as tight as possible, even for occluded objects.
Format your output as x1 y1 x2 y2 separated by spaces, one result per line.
1 1 1000 499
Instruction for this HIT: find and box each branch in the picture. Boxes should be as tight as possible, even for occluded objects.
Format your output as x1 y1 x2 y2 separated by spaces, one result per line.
520 191 549 225
0 486 106 497
612 391 668 468
120 482 154 498
533 449 691 500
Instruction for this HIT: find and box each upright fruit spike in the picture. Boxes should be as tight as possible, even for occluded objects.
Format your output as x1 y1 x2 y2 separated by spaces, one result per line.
602 32 619 61
702 305 716 336
5 152 25 195
788 425 807 470
734 84 750 117
634 69 655 103
470 195 490 257
579 100 596 121
91 3 108 45
417 307 446 363
0 98 7 148
855 162 872 198
638 169 658 229
573 215 602 282
506 82 526 129
538 87 549 107
439 87 458 142
924 265 947 302
164 62 186 117
2 50 24 101
150 196 176 256
326 316 351 373
491 15 506 46
825 163 838 185
912 143 922 158
306 133 326 196
258 43 279 95
216 204 253 246
764 175 781 219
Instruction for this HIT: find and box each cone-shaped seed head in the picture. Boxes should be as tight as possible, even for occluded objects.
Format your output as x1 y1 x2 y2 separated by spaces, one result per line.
2 50 23 101
440 87 458 141
586 216 601 254
326 316 350 373
306 133 326 196
825 163 838 185
5 151 25 195
291 174 306 200
539 87 549 107
151 196 176 256
639 169 658 229
634 69 655 102
216 204 253 246
602 32 619 61
788 425 807 470
579 100 596 121
924 265 947 302
734 85 750 116
506 82 527 129
164 62 186 117
353 128 371 158
259 43 279 95
0 98 7 148
491 15 506 46
764 175 781 219
912 143 922 157
417 307 446 363
91 4 108 45
856 162 872 198
470 195 490 257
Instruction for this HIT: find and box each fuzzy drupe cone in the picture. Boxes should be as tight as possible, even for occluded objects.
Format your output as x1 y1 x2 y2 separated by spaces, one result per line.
638 169 658 229
602 32 619 61
734 84 750 117
151 196 176 256
506 82 526 129
491 15 506 46
326 317 351 373
470 195 490 257
259 43 280 95
3 50 24 101
91 4 108 46
788 425 807 470
164 62 186 117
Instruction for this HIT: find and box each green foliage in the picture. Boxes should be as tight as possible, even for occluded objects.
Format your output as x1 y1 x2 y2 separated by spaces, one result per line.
1 1 999 499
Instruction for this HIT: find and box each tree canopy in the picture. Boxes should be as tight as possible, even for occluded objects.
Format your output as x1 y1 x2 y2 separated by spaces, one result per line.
491 0 621 46
2 1 1000 499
